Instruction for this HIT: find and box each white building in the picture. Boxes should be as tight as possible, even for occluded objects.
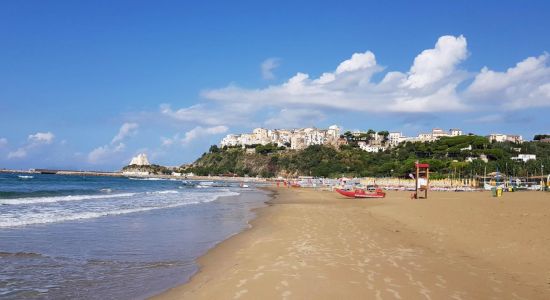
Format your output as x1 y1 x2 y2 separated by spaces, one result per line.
450 128 463 136
431 128 447 138
512 154 536 162
488 133 523 144
220 125 341 150
358 142 387 153
220 134 241 147
388 132 400 146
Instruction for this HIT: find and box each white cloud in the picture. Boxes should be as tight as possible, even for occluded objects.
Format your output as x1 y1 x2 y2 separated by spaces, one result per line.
7 148 27 159
6 132 56 160
181 125 229 145
335 51 377 74
403 35 468 89
160 103 256 126
466 53 550 108
111 122 139 144
87 143 125 164
28 132 55 144
261 58 281 80
157 35 550 131
202 37 467 113
87 123 139 164
0 138 7 147
161 125 227 147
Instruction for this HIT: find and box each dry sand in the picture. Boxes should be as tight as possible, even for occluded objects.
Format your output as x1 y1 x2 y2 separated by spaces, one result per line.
155 188 550 299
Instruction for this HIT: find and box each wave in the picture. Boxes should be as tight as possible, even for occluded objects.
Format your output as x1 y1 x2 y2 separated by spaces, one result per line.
0 191 240 228
146 190 179 195
0 193 136 205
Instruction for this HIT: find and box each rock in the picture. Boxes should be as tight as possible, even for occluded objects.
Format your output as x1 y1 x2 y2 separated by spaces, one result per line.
129 153 150 166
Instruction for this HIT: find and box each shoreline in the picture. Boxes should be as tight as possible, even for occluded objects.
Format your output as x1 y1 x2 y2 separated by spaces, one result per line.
151 186 277 299
154 187 550 299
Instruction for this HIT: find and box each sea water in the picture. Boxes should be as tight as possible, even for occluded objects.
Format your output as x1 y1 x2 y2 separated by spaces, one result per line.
0 173 268 299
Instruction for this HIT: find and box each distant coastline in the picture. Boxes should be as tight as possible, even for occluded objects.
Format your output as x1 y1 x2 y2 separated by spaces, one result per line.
0 168 269 183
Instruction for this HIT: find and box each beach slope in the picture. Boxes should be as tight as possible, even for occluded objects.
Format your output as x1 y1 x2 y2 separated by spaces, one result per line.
155 188 550 299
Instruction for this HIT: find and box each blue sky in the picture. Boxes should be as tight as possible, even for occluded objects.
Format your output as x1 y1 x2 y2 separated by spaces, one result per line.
1 0 549 170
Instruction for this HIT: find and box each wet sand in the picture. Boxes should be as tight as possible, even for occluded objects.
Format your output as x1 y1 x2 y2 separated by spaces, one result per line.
155 188 550 299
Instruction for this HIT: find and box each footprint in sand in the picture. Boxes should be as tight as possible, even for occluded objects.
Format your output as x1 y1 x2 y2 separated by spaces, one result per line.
253 272 264 280
375 290 383 300
233 289 248 299
386 288 402 299
236 279 248 288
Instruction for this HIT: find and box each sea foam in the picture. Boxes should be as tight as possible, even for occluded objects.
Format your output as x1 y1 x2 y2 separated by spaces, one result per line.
0 190 239 228
0 193 136 205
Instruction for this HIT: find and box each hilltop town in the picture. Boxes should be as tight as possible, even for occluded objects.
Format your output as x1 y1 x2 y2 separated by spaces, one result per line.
112 126 549 178
220 126 527 153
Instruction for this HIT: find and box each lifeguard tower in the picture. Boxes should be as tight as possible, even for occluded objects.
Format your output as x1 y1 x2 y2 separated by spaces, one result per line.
415 162 430 199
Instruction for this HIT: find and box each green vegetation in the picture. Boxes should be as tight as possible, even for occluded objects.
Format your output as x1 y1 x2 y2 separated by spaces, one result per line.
185 135 550 179
121 164 173 175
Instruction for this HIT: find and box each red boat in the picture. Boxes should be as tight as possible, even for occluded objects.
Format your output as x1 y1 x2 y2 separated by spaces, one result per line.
335 188 386 198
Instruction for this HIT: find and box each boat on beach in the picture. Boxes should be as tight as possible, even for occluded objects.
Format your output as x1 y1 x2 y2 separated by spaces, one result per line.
335 188 386 198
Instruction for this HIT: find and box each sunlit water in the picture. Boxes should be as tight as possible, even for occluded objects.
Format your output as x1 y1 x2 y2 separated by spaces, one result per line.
0 173 268 299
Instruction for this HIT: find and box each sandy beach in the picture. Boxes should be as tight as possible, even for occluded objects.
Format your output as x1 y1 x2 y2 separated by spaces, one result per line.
155 188 550 299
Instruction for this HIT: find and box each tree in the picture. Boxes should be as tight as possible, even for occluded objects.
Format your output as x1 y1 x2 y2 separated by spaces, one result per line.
378 130 390 142
209 145 220 153
534 134 550 141
343 131 354 142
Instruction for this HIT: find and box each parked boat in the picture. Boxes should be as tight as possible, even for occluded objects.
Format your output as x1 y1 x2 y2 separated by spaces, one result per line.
335 188 386 198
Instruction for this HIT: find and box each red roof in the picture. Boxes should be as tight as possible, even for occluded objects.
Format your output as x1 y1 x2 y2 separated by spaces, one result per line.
415 163 430 168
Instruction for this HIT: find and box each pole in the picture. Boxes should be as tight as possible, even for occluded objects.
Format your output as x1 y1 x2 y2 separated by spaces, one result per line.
542 164 545 191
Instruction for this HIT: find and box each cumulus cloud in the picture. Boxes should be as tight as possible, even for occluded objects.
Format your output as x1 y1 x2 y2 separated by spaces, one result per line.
335 51 377 74
28 132 55 144
403 35 468 89
466 53 550 108
158 35 549 131
111 122 138 144
261 58 281 80
201 37 468 113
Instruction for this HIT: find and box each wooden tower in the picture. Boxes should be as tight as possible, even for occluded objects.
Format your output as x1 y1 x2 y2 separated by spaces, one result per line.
415 162 430 199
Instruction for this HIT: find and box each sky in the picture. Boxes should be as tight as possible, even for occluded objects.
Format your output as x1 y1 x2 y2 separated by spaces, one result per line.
1 0 549 171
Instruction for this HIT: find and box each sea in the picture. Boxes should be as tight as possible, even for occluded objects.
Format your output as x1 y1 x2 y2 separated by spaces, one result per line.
0 173 269 299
